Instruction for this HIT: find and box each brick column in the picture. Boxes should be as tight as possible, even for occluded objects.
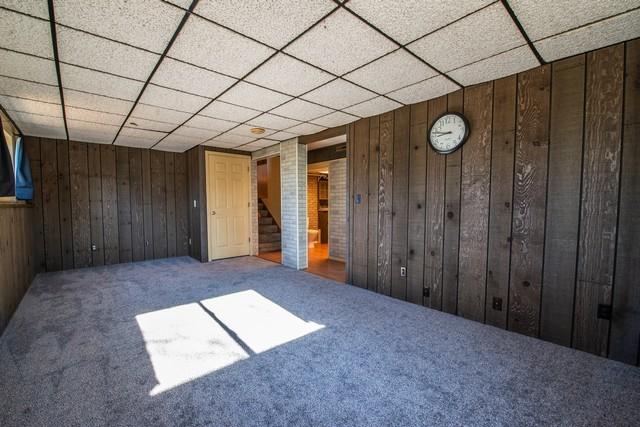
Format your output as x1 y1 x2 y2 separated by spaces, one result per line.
280 139 307 269
329 158 346 261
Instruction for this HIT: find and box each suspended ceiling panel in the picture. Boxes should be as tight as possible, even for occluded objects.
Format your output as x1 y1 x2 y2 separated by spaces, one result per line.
0 0 638 152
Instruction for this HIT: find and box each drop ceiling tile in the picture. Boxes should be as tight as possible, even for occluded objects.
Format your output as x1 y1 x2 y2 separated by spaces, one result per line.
185 115 238 133
153 140 198 152
0 0 50 19
247 114 301 131
230 124 276 138
310 111 358 127
65 106 125 126
301 79 376 110
246 54 334 96
60 64 143 101
67 120 120 144
270 99 333 122
208 133 256 145
286 122 326 135
173 126 218 142
509 0 640 41
408 2 526 72
169 14 274 78
0 9 53 58
10 111 66 139
56 26 160 81
200 100 261 122
284 8 397 75
193 0 336 49
534 9 640 63
245 139 279 148
219 82 292 112
124 117 175 133
343 96 402 117
140 85 210 113
268 131 298 142
234 145 259 152
387 75 459 105
346 0 494 44
151 58 237 99
117 127 166 147
131 103 191 126
344 49 437 95
54 0 184 53
0 50 57 85
0 95 62 117
0 76 60 104
161 132 206 146
64 90 133 115
202 140 241 149
448 45 539 86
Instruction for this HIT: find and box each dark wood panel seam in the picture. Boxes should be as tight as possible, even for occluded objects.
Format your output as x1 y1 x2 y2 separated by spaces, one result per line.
483 81 496 324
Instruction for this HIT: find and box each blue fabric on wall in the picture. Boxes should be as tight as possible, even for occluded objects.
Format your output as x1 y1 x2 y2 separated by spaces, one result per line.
0 121 15 196
14 136 34 200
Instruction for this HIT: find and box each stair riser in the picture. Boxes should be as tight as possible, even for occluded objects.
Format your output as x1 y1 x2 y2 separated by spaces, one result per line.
259 242 281 252
259 217 273 225
259 233 281 243
259 225 278 233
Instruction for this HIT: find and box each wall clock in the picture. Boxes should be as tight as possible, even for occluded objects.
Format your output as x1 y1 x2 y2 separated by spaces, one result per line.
428 112 470 155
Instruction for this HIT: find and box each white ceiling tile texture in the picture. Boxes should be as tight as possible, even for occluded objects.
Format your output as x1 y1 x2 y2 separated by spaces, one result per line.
1 1 639 150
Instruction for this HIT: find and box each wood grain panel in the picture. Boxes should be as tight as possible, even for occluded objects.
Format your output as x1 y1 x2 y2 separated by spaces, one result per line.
142 150 154 260
367 116 380 291
165 153 177 258
407 101 428 304
68 141 91 268
508 65 551 337
610 39 640 365
352 118 369 288
424 96 447 309
377 111 394 296
87 144 104 266
175 152 189 256
101 145 119 265
573 44 624 356
116 146 132 263
41 139 62 271
57 140 73 270
485 76 517 328
24 137 45 273
129 149 145 262
458 83 493 322
151 150 168 259
391 106 410 300
442 91 463 314
539 55 585 345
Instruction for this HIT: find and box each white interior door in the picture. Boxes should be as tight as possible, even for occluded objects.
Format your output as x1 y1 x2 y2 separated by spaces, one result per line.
206 152 251 261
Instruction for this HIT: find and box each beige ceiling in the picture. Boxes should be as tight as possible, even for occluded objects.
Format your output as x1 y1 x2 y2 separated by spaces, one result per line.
0 0 638 152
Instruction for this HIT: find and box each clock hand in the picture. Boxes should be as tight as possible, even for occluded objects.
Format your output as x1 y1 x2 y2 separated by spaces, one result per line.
433 131 452 135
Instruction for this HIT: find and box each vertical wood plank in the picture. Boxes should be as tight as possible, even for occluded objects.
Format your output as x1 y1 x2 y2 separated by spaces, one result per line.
187 147 200 261
25 137 45 272
87 144 104 266
610 39 640 365
165 152 177 258
367 116 380 292
485 75 517 328
174 152 189 256
68 141 91 268
352 119 369 288
391 106 410 300
539 56 585 345
424 96 447 309
40 139 62 271
116 146 132 263
573 44 624 356
129 148 145 262
57 140 74 270
508 65 551 336
443 91 463 314
142 149 154 260
151 150 168 259
377 111 394 296
100 145 119 265
407 101 428 304
458 82 493 322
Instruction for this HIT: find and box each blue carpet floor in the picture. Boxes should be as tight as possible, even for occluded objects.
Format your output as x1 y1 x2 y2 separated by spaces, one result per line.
1 256 639 426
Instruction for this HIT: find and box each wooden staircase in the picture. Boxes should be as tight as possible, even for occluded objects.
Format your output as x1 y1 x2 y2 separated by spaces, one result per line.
258 199 281 253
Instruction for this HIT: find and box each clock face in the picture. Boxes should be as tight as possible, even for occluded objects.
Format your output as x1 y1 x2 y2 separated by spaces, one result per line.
428 113 469 154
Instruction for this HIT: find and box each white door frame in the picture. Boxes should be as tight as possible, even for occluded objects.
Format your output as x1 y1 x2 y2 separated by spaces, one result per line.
205 150 252 261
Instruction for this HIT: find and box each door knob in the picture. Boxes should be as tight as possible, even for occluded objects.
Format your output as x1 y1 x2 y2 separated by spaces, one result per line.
211 210 216 215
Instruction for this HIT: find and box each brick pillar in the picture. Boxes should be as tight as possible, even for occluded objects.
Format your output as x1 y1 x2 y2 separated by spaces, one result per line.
329 158 346 261
280 139 307 269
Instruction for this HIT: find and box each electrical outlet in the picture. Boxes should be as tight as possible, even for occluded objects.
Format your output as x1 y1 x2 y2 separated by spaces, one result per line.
400 266 406 277
492 297 502 311
193 200 197 208
188 238 192 246
91 244 97 251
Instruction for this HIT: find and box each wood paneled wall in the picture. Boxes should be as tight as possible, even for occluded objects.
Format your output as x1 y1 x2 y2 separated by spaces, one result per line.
25 137 190 272
347 41 640 365
0 204 35 334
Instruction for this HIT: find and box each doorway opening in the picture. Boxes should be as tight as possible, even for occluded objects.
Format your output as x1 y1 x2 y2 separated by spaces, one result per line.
255 156 282 264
